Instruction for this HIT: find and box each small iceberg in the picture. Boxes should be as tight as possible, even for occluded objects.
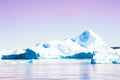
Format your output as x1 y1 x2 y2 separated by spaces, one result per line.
91 50 120 64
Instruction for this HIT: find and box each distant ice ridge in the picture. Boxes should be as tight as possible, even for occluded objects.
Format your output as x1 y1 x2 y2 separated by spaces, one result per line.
0 29 120 64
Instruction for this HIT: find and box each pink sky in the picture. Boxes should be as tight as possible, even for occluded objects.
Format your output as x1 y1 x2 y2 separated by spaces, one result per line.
0 0 120 48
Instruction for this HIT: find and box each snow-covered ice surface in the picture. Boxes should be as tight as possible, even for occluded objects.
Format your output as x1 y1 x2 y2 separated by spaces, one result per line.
0 49 25 58
0 29 120 64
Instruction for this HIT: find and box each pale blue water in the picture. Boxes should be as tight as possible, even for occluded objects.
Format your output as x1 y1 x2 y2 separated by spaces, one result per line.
0 59 120 80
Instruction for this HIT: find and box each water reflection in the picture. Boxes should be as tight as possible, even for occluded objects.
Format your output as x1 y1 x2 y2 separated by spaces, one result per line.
25 63 32 80
78 60 90 80
0 60 120 80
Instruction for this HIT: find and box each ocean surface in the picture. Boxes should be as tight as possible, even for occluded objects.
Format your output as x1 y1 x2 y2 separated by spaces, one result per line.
0 59 120 80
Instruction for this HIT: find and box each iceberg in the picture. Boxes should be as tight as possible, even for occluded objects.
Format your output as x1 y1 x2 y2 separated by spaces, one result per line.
29 29 111 60
1 48 40 60
91 49 120 64
72 30 120 64
0 48 25 58
0 29 120 64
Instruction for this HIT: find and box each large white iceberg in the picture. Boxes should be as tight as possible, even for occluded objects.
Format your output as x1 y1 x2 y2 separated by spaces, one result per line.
0 29 120 64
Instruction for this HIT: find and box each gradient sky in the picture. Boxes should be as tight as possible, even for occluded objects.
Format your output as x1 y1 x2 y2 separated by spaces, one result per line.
0 0 120 48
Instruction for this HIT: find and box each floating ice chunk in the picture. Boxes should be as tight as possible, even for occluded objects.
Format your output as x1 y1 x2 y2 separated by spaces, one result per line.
91 50 120 64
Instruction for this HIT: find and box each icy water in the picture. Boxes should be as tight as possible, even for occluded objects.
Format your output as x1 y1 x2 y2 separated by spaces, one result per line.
0 59 120 80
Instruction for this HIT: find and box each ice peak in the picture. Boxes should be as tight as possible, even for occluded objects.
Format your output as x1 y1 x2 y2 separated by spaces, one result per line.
74 29 106 48
80 29 101 40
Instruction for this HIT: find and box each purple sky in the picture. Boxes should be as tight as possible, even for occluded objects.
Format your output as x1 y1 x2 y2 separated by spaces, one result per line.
0 0 120 48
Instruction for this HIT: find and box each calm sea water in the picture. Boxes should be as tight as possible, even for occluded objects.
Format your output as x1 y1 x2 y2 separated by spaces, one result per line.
0 59 120 80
